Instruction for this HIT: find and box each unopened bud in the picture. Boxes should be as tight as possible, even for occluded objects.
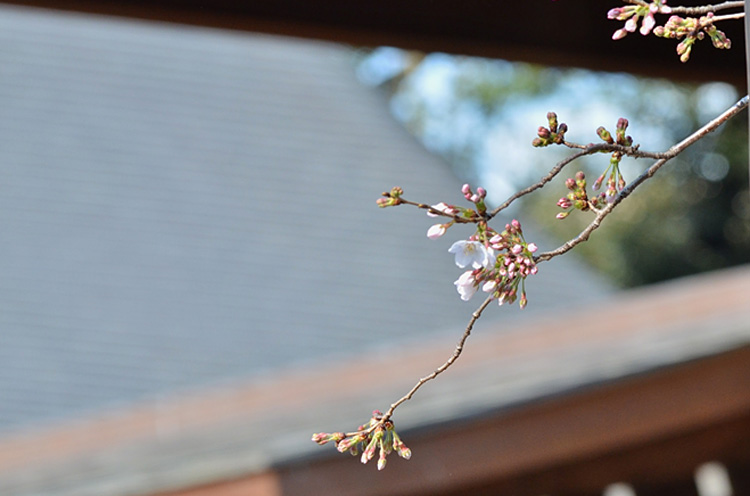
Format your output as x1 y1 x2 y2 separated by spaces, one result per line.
547 112 558 133
596 126 613 144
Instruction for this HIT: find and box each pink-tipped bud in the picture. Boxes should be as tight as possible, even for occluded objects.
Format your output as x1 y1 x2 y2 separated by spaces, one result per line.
527 243 538 253
461 183 471 195
612 28 628 40
476 187 486 198
640 13 656 35
593 174 605 190
427 224 447 240
607 7 623 19
482 280 497 292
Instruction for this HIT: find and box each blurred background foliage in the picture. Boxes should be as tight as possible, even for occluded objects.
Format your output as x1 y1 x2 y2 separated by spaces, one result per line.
357 48 749 287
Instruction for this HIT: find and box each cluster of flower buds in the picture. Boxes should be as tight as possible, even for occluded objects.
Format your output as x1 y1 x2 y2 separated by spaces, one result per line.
376 186 404 208
312 410 411 470
653 13 731 62
461 183 487 213
532 112 568 147
556 171 606 219
424 183 487 240
608 1 671 39
594 118 631 201
449 220 538 309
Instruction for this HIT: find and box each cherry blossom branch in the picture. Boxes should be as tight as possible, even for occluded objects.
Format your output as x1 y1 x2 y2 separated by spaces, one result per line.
610 1 740 61
314 3 748 472
535 94 749 263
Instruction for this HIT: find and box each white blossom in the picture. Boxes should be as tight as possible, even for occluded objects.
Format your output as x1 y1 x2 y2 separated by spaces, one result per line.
454 270 477 301
449 240 492 269
427 202 451 218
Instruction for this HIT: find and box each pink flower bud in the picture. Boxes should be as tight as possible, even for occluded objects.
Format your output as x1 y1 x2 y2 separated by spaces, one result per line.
607 7 623 19
476 187 486 198
641 14 655 34
527 243 538 253
461 183 471 195
426 224 447 240
612 28 628 40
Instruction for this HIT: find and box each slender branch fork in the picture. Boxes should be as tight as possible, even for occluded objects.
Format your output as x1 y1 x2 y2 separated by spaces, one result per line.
376 93 748 427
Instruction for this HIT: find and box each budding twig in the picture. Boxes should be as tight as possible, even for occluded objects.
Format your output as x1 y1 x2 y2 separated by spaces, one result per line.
535 94 749 263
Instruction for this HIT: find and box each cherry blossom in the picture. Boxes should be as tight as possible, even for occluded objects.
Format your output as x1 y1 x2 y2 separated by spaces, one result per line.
448 240 493 269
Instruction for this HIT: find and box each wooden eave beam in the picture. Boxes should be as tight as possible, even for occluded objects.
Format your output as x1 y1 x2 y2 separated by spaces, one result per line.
0 0 745 87
276 346 750 496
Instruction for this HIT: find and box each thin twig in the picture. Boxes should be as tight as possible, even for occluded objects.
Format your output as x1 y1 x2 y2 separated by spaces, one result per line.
624 0 745 14
380 296 493 423
712 12 746 21
398 198 477 223
668 1 745 15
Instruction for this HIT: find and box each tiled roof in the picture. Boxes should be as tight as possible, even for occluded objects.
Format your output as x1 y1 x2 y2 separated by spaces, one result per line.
1 267 748 496
0 3 611 443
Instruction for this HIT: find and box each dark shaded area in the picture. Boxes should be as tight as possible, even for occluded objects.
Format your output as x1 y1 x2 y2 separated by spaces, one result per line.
0 0 746 88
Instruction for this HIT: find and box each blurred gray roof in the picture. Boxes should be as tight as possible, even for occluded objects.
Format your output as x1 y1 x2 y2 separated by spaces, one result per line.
0 4 613 438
